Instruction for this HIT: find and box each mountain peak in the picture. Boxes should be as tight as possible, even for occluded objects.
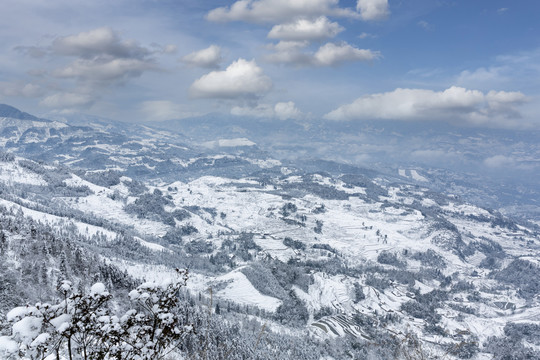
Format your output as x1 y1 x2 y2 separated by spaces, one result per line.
0 104 47 122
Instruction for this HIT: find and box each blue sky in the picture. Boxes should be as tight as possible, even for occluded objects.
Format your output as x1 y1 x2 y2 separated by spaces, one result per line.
0 0 539 128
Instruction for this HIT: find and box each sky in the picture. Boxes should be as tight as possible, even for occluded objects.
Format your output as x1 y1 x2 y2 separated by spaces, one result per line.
1 0 539 129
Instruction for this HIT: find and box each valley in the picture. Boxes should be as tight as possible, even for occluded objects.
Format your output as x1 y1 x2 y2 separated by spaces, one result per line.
0 105 539 359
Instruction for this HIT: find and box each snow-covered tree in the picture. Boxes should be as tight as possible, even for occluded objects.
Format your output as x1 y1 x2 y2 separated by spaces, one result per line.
0 269 192 360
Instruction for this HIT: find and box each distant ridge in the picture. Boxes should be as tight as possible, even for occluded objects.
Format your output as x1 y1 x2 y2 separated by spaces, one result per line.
0 104 49 122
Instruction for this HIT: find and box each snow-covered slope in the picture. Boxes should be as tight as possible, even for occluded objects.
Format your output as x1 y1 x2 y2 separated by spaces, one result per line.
1 105 539 359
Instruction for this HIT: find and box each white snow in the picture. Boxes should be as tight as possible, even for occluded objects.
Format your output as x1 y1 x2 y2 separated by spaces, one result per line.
12 316 42 343
63 174 110 194
109 260 179 283
90 283 107 295
301 273 352 312
7 306 30 322
0 161 47 186
442 202 491 217
245 158 281 168
50 314 72 333
215 269 282 312
2 151 539 352
59 280 72 293
397 169 427 182
0 198 117 241
30 333 50 347
219 138 256 147
202 138 256 148
111 260 280 312
72 194 168 237
410 170 428 182
0 336 18 356
136 237 171 253
421 198 437 207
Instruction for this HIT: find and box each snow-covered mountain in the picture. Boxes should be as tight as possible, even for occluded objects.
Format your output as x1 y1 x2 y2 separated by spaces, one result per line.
0 105 539 359
153 113 540 223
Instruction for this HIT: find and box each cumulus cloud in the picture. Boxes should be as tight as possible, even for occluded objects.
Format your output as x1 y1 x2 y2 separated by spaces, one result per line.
49 27 159 87
457 66 510 89
274 101 303 119
52 58 155 83
264 41 312 64
0 82 45 97
12 27 169 111
324 86 528 127
268 17 343 41
231 101 303 120
180 45 223 69
356 0 389 21
266 41 379 66
313 42 380 66
207 0 358 24
190 59 272 99
51 27 149 59
40 92 95 108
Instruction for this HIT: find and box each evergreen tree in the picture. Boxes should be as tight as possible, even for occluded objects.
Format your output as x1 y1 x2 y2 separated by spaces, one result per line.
0 232 6 256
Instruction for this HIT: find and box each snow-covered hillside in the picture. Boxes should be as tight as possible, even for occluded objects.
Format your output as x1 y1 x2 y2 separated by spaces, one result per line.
0 105 539 359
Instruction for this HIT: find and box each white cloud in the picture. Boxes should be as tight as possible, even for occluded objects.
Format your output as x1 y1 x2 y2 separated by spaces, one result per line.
264 41 312 65
231 101 303 120
483 155 515 168
268 17 344 41
207 0 358 24
313 42 380 66
266 41 379 66
356 0 389 21
358 32 376 39
0 82 44 97
140 100 198 121
325 86 528 127
40 92 94 108
274 101 303 120
231 104 274 118
48 27 160 87
190 58 272 99
180 45 223 69
51 27 149 59
456 49 540 91
163 45 178 54
458 67 503 81
269 40 310 53
52 58 155 83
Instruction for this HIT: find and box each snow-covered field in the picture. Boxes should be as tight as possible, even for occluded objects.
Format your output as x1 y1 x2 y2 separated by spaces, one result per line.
1 155 539 359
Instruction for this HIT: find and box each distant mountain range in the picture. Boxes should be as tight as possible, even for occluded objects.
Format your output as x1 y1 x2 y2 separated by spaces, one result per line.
2 103 538 221
0 103 47 121
0 104 539 359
